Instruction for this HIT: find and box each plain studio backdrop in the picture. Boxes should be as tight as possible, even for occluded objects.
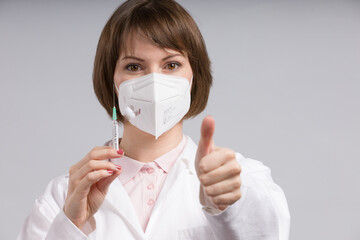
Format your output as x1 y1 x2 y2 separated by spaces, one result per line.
1 0 359 239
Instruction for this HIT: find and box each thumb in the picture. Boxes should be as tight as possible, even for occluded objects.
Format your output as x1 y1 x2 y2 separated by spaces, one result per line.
196 115 215 160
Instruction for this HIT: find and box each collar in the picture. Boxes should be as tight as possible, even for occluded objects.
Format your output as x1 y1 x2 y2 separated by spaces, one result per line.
176 136 197 175
110 135 187 184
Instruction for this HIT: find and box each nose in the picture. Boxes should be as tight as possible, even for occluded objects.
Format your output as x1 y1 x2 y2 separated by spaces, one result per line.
145 63 162 75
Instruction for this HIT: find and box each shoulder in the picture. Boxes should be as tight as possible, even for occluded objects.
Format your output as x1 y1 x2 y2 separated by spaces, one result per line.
184 135 271 174
236 153 272 178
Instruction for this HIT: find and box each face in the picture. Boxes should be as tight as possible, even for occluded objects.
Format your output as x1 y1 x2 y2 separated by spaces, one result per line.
113 33 193 89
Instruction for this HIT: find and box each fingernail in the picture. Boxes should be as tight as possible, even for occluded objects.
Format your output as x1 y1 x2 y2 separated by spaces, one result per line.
115 165 122 170
117 149 124 155
107 170 114 174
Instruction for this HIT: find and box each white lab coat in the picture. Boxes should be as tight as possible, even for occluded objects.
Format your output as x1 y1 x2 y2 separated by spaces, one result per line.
18 136 290 240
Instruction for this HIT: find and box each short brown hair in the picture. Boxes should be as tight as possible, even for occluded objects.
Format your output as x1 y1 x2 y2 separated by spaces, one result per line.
93 0 212 122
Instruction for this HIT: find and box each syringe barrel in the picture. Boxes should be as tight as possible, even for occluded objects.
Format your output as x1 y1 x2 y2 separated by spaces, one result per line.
112 120 119 150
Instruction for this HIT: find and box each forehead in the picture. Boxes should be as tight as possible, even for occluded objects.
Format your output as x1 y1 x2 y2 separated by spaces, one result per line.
119 31 186 58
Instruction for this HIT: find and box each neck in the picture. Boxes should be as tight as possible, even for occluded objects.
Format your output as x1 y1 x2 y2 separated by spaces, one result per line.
119 121 184 162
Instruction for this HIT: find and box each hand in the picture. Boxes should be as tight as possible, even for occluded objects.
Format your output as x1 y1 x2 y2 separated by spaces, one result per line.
195 116 242 211
64 146 123 229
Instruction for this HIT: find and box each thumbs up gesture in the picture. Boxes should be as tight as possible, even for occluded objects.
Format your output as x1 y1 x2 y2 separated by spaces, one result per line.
195 116 242 211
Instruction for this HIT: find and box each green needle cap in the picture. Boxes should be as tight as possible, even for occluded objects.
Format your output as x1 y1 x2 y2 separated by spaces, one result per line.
112 107 117 120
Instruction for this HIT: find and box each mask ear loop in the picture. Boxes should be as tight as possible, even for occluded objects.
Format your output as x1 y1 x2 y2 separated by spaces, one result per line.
186 76 193 95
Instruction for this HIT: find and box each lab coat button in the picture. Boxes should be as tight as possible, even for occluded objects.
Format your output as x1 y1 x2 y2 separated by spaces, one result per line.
147 199 155 206
147 183 154 190
147 167 154 174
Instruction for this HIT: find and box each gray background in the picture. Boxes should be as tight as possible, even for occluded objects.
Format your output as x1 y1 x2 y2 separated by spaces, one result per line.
1 0 359 239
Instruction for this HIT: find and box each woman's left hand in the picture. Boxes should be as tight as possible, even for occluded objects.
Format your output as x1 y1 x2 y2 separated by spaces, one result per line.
195 116 242 211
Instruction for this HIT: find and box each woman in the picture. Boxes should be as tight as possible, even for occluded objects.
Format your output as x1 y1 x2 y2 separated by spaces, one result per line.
18 0 290 239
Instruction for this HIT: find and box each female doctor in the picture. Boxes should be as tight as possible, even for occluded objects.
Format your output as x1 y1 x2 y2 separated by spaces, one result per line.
18 0 290 239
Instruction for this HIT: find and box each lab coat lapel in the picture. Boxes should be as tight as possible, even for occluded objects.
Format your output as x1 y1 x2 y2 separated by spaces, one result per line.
105 176 145 238
102 136 198 238
145 136 197 236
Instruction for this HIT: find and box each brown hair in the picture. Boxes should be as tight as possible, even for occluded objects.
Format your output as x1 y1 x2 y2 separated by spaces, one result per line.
93 0 212 122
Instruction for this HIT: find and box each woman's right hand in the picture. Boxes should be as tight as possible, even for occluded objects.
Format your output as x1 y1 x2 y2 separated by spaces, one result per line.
63 146 123 229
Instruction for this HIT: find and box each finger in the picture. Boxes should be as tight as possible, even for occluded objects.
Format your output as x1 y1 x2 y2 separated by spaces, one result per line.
72 160 119 182
211 189 242 206
76 170 114 195
198 148 236 174
72 146 123 170
203 175 241 197
199 160 241 186
218 205 228 211
97 166 122 195
197 116 215 160
85 147 124 160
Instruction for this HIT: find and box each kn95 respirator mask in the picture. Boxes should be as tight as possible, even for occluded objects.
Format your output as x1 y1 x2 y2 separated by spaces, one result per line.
116 72 192 139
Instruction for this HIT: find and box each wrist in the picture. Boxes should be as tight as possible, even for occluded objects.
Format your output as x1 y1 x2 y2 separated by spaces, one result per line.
63 206 86 230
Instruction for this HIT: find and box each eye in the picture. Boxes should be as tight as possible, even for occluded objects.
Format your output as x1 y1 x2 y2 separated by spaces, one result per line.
126 64 142 72
166 62 181 70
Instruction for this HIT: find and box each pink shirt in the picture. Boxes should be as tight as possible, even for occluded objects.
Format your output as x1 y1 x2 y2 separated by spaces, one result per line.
111 136 187 232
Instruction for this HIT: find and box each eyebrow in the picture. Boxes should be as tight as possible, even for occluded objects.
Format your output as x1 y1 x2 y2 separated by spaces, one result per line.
121 54 183 62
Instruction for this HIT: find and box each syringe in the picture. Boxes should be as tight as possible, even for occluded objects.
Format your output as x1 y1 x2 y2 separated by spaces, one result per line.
112 83 119 151
112 106 119 151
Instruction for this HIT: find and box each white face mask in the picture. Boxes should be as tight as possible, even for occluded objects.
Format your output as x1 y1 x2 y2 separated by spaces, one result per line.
117 72 192 139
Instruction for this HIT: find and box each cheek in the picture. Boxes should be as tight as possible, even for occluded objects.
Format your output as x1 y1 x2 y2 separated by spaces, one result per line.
113 67 128 88
182 62 193 84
